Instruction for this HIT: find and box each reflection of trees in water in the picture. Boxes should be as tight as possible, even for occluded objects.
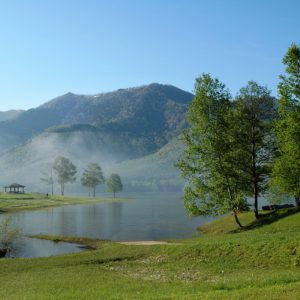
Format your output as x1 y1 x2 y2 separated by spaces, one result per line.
82 203 124 238
107 202 123 236
6 239 24 258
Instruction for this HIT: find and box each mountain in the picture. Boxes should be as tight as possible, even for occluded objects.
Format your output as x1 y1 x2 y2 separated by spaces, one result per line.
0 83 192 192
0 84 193 155
0 110 24 122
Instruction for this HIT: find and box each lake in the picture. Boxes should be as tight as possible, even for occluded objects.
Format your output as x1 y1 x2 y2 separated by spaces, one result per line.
1 192 216 258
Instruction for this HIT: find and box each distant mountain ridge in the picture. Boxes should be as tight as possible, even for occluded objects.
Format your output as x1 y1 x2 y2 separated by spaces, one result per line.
36 83 192 126
0 83 193 156
0 110 24 122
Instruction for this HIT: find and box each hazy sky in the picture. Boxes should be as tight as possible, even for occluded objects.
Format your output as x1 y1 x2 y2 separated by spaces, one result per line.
0 0 299 110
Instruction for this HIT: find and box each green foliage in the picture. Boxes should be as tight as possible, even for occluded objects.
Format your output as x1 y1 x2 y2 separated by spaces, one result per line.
270 43 300 206
106 174 123 198
81 163 105 197
53 156 77 195
0 216 22 253
177 75 275 224
232 81 276 217
177 74 247 226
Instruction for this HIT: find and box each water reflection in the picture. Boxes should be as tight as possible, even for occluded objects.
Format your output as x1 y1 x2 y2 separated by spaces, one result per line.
10 237 81 258
0 193 216 257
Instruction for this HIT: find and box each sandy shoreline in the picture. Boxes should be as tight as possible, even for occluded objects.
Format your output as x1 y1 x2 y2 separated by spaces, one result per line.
117 241 175 245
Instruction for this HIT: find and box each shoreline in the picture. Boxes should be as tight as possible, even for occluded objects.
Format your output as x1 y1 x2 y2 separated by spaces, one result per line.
0 193 127 213
29 234 179 247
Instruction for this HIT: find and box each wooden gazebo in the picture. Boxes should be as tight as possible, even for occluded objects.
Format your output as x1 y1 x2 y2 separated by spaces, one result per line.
4 183 25 194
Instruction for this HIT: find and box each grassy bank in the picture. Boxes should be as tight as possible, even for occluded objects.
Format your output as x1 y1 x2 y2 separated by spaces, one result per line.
0 208 300 299
0 193 124 213
30 234 103 249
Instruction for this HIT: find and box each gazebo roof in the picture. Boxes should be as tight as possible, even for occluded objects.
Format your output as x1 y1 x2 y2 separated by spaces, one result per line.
5 183 25 188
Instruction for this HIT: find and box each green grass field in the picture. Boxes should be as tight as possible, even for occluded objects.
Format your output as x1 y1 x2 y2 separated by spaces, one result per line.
0 208 300 299
0 192 124 213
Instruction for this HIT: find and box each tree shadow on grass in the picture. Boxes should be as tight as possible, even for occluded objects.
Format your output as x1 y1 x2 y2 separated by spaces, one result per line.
230 208 300 233
82 255 144 266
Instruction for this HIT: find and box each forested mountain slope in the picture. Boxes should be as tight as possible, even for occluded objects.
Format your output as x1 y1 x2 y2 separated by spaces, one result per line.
0 84 193 155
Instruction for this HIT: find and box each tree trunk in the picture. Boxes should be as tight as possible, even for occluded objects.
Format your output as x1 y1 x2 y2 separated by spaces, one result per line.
233 209 243 228
51 183 54 195
254 181 259 219
88 186 91 197
93 186 95 198
113 191 115 198
251 122 260 220
61 183 64 196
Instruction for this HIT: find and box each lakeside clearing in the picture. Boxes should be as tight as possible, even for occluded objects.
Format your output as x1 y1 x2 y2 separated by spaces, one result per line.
0 193 124 213
1 208 300 299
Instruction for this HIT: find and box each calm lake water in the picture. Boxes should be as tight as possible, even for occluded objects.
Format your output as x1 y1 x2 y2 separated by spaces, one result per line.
1 192 215 258
8 237 82 258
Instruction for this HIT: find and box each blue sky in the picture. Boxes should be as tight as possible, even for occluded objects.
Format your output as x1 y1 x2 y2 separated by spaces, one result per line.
0 0 299 110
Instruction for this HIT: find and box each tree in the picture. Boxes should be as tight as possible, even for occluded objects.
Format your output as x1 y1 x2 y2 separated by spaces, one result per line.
81 163 105 197
107 174 123 198
232 81 276 219
53 156 77 195
176 74 248 228
40 169 54 195
270 43 300 207
0 216 22 256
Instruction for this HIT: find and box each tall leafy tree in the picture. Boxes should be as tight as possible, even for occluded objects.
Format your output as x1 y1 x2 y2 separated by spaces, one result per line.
232 81 276 218
177 74 247 227
270 43 300 207
53 156 77 195
107 174 123 198
81 163 105 197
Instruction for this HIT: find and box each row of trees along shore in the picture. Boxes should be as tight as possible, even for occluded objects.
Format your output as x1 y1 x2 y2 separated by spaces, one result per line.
41 157 123 198
177 43 300 228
